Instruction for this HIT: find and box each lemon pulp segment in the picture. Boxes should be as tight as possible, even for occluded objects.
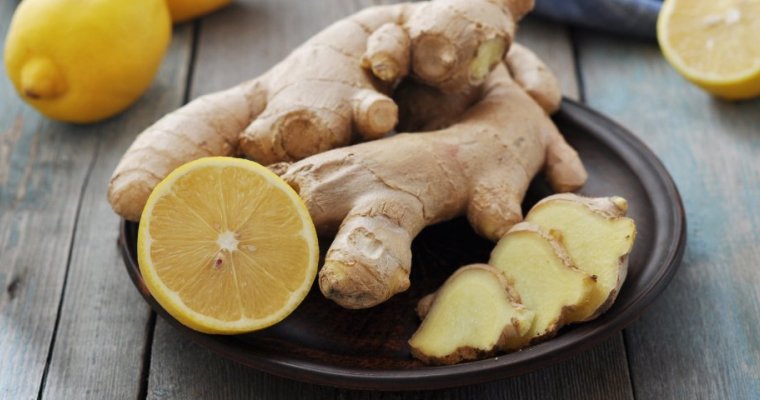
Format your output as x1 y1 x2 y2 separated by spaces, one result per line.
138 157 318 334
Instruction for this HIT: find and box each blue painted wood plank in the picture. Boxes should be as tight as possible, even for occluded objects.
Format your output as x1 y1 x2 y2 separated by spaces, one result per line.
577 31 760 400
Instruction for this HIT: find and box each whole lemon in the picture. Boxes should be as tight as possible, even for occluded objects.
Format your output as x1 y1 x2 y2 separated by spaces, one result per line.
167 0 232 23
4 0 171 123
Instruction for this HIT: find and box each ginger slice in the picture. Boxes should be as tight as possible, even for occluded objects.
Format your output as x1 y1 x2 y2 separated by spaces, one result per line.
408 264 534 365
526 194 637 320
489 223 596 345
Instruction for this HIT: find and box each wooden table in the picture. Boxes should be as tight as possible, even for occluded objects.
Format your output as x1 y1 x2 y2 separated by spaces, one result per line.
2 1 759 398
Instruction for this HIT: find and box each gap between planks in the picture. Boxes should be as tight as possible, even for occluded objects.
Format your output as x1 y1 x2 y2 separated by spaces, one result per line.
35 139 101 400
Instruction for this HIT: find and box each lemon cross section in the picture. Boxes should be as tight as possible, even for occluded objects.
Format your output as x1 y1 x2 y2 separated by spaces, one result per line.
137 157 319 334
657 0 760 99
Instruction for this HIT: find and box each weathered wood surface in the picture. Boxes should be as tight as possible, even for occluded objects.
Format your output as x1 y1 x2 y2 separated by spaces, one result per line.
2 0 758 399
578 31 760 400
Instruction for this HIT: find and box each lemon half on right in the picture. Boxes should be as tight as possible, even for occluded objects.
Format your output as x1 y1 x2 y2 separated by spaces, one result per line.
657 0 760 99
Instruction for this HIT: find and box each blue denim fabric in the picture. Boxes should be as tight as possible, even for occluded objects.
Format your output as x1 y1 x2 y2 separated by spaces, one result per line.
533 0 662 39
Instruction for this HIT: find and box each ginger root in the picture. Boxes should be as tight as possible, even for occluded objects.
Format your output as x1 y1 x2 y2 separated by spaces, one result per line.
412 195 637 364
525 194 637 320
275 64 586 309
407 264 534 365
109 0 532 221
504 42 562 114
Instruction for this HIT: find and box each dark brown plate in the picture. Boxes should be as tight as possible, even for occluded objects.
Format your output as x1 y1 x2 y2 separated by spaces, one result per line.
119 99 686 391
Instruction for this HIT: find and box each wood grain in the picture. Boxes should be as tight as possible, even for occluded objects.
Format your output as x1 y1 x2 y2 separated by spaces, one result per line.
149 319 632 400
148 319 338 399
36 26 195 400
577 31 760 400
357 336 631 399
146 2 634 398
0 2 99 398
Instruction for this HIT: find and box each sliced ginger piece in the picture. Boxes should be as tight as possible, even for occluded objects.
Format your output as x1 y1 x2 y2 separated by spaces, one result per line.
526 194 637 320
489 223 595 346
408 264 535 365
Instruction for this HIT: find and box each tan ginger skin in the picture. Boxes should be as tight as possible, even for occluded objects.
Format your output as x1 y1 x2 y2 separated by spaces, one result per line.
109 0 534 221
274 64 587 309
396 42 562 133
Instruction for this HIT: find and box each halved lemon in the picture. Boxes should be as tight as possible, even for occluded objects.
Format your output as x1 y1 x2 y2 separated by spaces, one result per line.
137 157 318 334
657 0 760 99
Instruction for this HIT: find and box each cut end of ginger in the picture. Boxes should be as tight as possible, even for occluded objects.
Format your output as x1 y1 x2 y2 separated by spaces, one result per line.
527 194 636 320
408 264 534 365
489 223 595 344
410 194 638 365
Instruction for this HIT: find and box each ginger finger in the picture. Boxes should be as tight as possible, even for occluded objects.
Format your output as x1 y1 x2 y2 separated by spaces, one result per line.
380 0 541 131
362 23 411 83
505 43 562 114
543 122 588 192
351 90 399 140
360 0 534 91
318 193 424 308
108 79 267 221
405 0 514 92
467 172 526 240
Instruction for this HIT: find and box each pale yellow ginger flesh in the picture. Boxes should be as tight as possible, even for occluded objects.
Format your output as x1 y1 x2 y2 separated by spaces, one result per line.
408 264 534 365
108 0 534 221
489 223 595 345
412 195 637 365
469 38 508 86
525 194 637 320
